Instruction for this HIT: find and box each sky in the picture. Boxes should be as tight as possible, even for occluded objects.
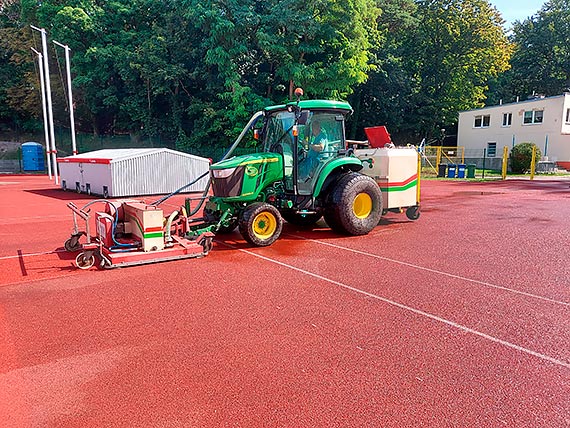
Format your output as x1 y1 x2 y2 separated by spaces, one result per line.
490 0 545 27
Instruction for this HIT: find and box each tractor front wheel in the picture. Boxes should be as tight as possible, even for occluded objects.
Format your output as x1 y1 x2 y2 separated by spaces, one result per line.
239 202 283 247
324 173 382 235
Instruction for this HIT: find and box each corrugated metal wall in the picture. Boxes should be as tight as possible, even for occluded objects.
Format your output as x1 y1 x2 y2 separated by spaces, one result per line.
59 162 82 191
111 150 210 196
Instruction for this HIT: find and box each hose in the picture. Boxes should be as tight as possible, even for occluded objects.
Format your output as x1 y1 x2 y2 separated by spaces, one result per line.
150 111 264 210
150 171 210 207
164 210 179 243
110 208 139 250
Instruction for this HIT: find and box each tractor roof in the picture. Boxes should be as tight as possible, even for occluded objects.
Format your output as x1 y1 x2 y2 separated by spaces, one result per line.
264 99 353 114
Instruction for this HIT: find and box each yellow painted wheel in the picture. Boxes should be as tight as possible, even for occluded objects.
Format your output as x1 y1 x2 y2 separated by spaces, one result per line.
353 192 373 219
239 202 283 246
324 173 382 236
252 211 277 239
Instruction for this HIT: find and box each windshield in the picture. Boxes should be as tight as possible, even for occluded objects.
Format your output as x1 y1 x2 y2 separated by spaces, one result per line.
263 111 296 153
264 110 346 193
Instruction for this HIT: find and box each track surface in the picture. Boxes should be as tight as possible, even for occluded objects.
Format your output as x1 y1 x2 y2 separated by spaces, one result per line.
0 175 569 427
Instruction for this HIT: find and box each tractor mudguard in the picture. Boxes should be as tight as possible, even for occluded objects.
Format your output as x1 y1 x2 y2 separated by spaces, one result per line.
313 157 363 198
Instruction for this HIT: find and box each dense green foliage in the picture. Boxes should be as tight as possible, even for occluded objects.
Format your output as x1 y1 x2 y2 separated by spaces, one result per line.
1 0 562 152
350 0 511 140
486 0 570 104
510 142 542 173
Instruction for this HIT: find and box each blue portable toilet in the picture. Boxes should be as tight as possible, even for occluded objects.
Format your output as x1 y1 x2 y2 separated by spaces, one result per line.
21 142 45 172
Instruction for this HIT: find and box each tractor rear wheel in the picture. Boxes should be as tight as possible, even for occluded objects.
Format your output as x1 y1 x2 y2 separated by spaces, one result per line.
239 202 283 246
280 210 322 228
324 173 382 235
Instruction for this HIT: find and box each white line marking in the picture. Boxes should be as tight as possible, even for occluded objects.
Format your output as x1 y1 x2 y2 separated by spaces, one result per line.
222 242 570 370
0 249 65 261
286 234 570 308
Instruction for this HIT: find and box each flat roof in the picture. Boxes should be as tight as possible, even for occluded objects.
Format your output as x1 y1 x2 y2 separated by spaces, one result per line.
459 93 568 114
57 148 208 164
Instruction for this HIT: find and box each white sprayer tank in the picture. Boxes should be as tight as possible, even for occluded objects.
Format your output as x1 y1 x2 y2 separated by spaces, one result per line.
354 147 418 210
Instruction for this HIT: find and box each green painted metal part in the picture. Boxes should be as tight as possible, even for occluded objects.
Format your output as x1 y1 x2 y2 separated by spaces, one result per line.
211 152 283 202
186 200 234 238
264 99 353 114
312 157 364 197
211 152 281 171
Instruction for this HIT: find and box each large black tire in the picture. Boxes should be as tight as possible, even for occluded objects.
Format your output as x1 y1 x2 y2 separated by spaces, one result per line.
280 210 322 227
238 202 283 247
324 173 383 235
204 207 238 234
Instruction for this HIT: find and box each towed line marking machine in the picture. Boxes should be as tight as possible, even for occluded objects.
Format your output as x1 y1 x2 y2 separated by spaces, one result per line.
64 89 420 269
65 198 215 269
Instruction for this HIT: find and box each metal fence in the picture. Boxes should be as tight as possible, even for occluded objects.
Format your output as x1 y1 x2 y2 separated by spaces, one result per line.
0 160 21 173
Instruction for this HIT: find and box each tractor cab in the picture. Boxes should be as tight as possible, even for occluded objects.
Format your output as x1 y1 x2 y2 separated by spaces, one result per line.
261 100 352 196
205 93 382 247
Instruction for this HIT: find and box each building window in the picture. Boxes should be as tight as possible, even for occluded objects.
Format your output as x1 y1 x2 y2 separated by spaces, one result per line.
474 114 490 128
502 112 512 127
523 109 544 124
487 142 497 157
565 108 570 124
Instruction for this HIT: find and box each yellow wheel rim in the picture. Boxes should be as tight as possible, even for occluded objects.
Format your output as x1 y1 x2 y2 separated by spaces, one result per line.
353 193 373 219
252 211 277 239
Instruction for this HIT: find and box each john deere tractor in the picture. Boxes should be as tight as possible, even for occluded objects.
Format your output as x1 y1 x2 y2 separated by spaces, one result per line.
199 90 383 246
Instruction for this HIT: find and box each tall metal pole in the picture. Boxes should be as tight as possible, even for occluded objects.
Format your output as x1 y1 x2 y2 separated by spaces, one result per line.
53 40 77 155
31 25 59 184
30 48 52 179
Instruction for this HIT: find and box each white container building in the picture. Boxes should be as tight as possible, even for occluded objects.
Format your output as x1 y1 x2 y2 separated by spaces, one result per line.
57 148 210 197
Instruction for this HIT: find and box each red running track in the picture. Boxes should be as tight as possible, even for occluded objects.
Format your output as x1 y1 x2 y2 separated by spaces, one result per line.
0 175 569 427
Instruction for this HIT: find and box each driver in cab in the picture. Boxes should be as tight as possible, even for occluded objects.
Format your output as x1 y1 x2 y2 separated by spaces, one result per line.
300 120 326 179
308 121 326 154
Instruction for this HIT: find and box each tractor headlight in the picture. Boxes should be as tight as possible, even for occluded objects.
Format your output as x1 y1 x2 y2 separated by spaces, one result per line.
212 167 237 179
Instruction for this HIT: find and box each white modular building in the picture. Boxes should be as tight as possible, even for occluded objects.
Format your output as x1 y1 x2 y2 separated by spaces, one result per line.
57 148 210 197
457 93 570 170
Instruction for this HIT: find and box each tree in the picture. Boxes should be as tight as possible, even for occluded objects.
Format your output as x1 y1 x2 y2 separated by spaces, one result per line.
0 1 40 133
347 0 418 140
503 0 570 99
350 0 512 142
178 0 381 150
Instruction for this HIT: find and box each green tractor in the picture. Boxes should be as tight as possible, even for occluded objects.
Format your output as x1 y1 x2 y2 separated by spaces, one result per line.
199 89 383 246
